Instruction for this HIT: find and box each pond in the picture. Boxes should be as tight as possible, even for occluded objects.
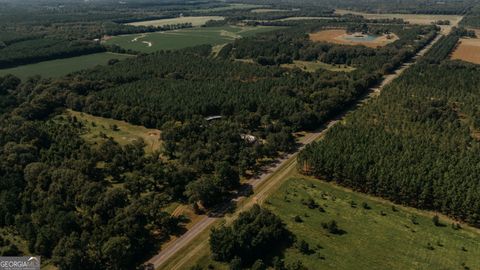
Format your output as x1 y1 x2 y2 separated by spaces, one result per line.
344 34 378 42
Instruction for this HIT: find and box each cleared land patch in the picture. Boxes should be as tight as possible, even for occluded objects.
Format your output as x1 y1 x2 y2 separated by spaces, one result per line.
66 110 162 154
264 177 480 270
127 16 224 27
0 52 132 80
281 60 356 72
105 25 280 53
451 37 480 64
309 29 398 48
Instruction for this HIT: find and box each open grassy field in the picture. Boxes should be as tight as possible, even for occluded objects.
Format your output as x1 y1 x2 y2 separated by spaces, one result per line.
451 37 480 64
105 25 281 53
186 176 480 270
309 29 398 48
127 16 224 27
282 60 356 72
0 52 132 80
266 177 480 270
66 110 162 154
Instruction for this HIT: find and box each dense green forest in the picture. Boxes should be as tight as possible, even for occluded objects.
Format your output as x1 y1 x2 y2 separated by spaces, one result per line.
0 17 439 268
0 39 105 69
209 205 293 268
460 2 480 27
422 27 476 63
229 0 476 14
3 22 434 207
0 103 182 269
298 61 480 227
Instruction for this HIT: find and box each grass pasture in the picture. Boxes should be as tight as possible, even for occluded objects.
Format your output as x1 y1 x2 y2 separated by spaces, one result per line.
105 25 280 53
172 175 480 270
66 110 162 154
309 29 398 48
0 52 132 80
282 60 356 72
265 177 480 270
127 16 224 27
451 37 480 64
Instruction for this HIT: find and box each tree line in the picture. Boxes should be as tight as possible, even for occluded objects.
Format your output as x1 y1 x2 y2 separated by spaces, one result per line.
298 61 480 227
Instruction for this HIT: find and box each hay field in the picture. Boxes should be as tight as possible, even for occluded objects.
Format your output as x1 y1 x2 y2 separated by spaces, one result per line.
127 16 224 27
105 25 280 53
309 29 398 48
451 37 480 64
0 52 132 80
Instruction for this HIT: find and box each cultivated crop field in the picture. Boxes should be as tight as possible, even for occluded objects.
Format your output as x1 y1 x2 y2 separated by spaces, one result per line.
266 177 480 270
105 25 280 53
66 110 162 154
0 52 132 79
451 37 480 64
127 16 225 27
309 29 398 48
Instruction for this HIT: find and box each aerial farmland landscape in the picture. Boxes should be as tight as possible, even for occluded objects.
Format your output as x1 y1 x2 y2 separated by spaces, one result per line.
1 0 480 270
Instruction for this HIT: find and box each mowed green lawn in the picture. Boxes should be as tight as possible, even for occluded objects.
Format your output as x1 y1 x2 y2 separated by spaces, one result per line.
104 25 281 53
0 52 132 80
266 177 480 270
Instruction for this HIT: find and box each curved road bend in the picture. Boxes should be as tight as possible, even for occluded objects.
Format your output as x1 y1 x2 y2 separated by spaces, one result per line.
146 31 445 270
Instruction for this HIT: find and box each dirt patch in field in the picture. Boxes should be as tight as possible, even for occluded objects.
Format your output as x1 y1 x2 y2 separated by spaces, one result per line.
309 29 398 48
451 37 480 64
